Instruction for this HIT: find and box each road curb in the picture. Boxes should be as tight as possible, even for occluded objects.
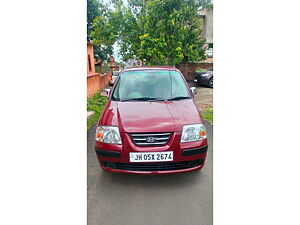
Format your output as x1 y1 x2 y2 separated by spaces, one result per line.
87 111 95 120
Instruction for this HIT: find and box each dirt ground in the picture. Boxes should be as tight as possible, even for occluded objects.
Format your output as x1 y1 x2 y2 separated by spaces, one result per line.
190 84 213 111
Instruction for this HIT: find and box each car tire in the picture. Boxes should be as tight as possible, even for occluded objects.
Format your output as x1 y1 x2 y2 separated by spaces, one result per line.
208 78 213 88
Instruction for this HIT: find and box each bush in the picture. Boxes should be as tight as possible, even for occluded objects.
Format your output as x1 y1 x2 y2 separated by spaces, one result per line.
195 68 208 73
87 91 108 129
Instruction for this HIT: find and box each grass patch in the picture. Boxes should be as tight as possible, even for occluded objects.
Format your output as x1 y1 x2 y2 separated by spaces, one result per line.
87 91 108 129
195 68 208 73
201 104 213 124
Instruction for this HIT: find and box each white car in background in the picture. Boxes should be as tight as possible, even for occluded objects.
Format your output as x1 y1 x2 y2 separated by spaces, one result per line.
207 48 213 58
110 71 120 85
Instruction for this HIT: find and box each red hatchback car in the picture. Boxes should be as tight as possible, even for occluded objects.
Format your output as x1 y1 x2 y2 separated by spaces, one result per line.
95 66 208 174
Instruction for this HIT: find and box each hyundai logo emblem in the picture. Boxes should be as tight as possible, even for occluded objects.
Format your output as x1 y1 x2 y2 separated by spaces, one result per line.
146 137 156 143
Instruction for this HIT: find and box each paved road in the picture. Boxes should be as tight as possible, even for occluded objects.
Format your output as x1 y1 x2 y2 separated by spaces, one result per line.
193 86 213 110
87 114 213 225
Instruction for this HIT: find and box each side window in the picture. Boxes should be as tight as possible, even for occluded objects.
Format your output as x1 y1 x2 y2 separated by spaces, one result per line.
170 71 190 97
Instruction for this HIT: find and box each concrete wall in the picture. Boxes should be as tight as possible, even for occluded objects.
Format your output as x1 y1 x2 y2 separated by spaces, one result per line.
205 7 213 43
87 71 112 98
198 7 213 44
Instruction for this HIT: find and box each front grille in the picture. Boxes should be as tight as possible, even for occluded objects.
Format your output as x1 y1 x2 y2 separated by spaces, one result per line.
130 132 172 146
102 160 202 172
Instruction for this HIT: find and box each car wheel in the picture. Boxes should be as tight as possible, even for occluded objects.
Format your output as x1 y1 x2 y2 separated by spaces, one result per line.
208 78 213 88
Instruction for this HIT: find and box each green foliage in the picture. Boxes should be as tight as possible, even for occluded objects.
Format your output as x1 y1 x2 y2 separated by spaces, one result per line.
87 0 102 41
87 0 114 61
138 0 205 65
96 62 111 73
89 0 208 65
87 91 108 129
205 3 213 9
197 0 212 9
115 0 206 65
93 44 113 61
195 68 208 72
201 104 213 124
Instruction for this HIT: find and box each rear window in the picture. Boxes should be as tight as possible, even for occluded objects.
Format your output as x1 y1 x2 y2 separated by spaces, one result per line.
112 70 190 101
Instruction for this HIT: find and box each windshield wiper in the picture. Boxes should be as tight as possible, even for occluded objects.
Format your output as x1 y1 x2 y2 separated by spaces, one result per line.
120 97 167 102
167 96 191 101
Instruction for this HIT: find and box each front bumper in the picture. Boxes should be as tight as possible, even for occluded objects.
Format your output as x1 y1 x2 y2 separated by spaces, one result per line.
100 160 204 174
95 131 208 174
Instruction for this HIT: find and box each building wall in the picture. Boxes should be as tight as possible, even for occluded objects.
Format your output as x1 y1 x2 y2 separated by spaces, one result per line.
205 7 213 44
87 43 96 74
87 43 112 98
198 7 213 44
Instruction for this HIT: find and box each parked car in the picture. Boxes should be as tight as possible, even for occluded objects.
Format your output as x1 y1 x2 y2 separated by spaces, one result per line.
111 71 120 84
207 48 213 58
110 71 120 85
194 71 213 88
95 66 208 174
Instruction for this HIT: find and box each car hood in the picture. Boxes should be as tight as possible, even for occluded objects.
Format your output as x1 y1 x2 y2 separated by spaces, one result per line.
99 99 203 133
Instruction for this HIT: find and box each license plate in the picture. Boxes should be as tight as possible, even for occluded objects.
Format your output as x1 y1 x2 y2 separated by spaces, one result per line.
129 151 173 162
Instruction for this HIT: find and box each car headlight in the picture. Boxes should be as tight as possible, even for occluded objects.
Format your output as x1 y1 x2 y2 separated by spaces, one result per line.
181 124 207 143
95 126 122 144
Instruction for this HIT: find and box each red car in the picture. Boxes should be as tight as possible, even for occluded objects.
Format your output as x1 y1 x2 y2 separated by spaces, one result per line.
95 66 208 174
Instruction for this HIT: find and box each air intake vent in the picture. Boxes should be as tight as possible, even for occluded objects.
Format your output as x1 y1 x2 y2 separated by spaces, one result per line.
130 132 172 146
102 160 202 171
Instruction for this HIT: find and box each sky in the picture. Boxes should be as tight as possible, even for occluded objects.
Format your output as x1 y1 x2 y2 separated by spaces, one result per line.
112 42 121 62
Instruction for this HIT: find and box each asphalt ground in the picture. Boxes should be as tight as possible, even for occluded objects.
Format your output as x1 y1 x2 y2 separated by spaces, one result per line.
87 114 213 225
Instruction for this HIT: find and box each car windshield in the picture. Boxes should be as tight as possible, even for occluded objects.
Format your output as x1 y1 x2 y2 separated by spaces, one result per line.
113 72 119 76
111 70 191 101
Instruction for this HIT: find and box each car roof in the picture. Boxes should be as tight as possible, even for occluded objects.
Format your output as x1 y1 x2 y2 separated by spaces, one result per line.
122 66 180 73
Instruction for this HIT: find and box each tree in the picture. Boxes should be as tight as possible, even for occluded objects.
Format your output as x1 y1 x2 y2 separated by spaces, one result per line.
114 0 206 65
87 0 113 61
137 0 206 65
87 0 101 41
93 44 113 61
90 0 207 65
197 0 212 10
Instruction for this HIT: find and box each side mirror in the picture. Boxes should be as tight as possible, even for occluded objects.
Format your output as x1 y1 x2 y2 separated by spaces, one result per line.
190 87 197 96
100 88 111 97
